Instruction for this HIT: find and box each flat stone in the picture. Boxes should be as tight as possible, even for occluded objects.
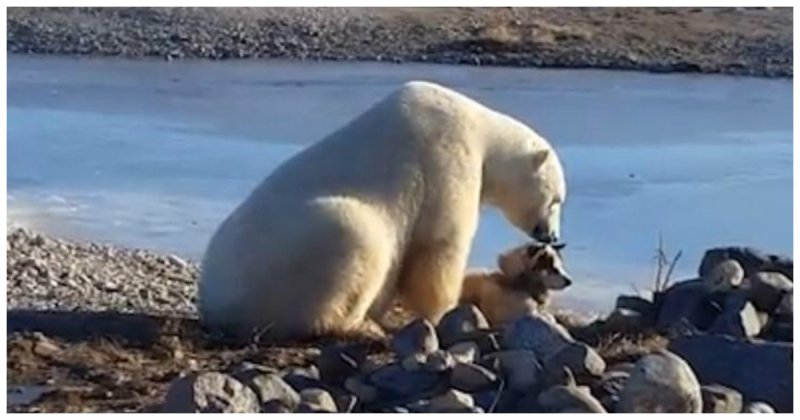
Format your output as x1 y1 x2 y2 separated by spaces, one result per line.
698 246 792 280
669 334 792 412
543 341 606 381
618 350 702 413
655 279 721 334
484 350 542 392
745 271 793 313
161 372 259 413
392 318 439 359
241 373 299 411
437 304 490 347
428 389 475 412
743 401 776 413
423 349 455 373
450 362 498 392
447 341 480 364
701 384 743 413
538 384 607 413
367 363 443 398
501 313 573 361
316 343 366 384
709 294 762 338
400 352 427 371
297 388 338 413
344 375 378 405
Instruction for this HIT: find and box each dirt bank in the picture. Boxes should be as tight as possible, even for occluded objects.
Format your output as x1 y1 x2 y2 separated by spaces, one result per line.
7 7 793 78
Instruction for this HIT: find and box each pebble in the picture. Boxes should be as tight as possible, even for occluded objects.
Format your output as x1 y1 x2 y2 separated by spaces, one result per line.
450 362 498 392
436 304 490 346
161 372 260 413
447 341 480 364
391 318 439 358
428 389 475 412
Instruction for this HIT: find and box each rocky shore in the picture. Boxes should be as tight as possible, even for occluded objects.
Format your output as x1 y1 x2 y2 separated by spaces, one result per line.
6 228 794 412
7 7 793 78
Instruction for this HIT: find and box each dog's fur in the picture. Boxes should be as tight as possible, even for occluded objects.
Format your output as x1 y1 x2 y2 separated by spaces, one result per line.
461 242 572 326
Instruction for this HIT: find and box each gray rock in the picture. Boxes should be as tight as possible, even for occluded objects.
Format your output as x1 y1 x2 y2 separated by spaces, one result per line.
230 361 279 383
344 375 379 405
161 372 260 413
241 373 300 411
762 320 793 342
743 401 776 413
282 366 324 391
775 292 792 318
450 362 498 392
591 369 630 412
543 341 606 381
297 388 338 413
669 334 792 412
367 363 443 398
424 349 455 373
699 247 792 280
484 350 542 392
655 279 721 334
336 394 358 413
616 295 656 318
538 371 607 414
618 350 702 413
501 313 573 360
316 343 366 384
702 259 745 292
701 384 743 413
709 294 762 338
392 318 439 358
745 271 793 313
400 352 427 371
447 341 480 364
437 304 490 347
605 307 650 331
428 389 475 412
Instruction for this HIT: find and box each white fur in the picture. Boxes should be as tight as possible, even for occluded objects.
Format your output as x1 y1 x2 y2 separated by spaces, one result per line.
198 81 567 338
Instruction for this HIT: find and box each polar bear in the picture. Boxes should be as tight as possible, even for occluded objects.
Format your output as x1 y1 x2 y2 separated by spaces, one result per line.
199 81 567 339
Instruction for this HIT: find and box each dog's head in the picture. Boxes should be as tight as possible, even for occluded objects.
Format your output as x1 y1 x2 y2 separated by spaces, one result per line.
497 242 573 292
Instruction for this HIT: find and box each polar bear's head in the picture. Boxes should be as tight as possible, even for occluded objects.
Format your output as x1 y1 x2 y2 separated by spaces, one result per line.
485 147 566 243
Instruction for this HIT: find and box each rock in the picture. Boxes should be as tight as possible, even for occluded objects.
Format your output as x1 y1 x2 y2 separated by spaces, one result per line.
543 342 606 381
336 394 358 413
702 259 745 292
450 362 498 392
501 313 573 360
344 375 379 405
484 350 542 392
744 271 793 313
230 361 279 383
400 352 428 371
699 246 792 280
161 372 260 413
428 389 475 412
762 320 793 342
392 318 439 358
709 294 762 338
538 370 606 413
246 373 300 411
31 333 61 358
552 309 599 330
655 279 721 334
367 363 443 398
775 292 792 318
297 388 338 413
447 341 480 364
701 384 743 413
316 343 366 384
282 366 323 391
424 349 455 373
616 295 656 318
743 401 776 413
669 334 792 412
591 369 630 412
261 400 293 413
605 308 650 331
618 350 702 413
471 389 498 412
436 304 490 347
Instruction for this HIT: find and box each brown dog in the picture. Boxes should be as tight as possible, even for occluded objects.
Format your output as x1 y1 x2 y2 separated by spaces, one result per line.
461 242 573 326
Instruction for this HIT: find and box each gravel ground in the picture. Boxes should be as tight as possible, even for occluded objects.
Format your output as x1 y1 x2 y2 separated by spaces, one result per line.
7 7 793 77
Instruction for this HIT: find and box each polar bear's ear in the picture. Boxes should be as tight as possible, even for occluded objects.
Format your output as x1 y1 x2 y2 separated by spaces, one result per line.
531 149 551 170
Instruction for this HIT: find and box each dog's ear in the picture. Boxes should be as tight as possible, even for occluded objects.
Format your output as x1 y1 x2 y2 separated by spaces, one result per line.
498 246 528 278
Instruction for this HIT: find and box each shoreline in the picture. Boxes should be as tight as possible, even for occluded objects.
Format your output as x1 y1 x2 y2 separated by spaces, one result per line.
7 7 793 78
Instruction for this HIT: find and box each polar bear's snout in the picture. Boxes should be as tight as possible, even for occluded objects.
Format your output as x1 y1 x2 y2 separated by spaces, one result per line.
530 223 558 243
